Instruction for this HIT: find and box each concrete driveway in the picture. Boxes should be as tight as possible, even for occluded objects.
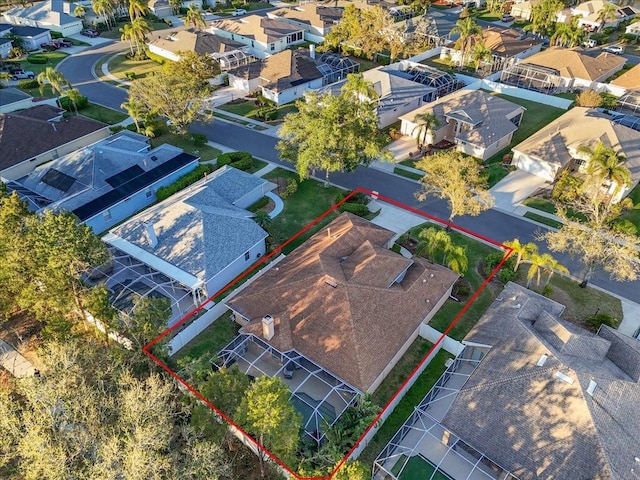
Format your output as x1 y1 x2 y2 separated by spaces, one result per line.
490 169 548 213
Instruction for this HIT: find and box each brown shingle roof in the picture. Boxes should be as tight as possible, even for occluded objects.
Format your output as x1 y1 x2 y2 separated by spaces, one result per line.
227 213 458 392
522 46 626 81
212 15 302 44
269 5 343 29
482 27 542 57
611 63 640 89
0 105 106 172
148 29 245 55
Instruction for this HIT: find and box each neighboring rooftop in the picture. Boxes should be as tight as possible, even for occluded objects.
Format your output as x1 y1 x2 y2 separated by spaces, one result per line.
148 29 246 55
400 89 523 148
105 166 271 290
440 282 640 480
226 213 459 392
520 47 626 81
9 131 197 220
0 105 106 172
481 27 542 57
4 0 81 26
268 5 343 29
0 88 32 107
211 15 302 44
611 64 640 90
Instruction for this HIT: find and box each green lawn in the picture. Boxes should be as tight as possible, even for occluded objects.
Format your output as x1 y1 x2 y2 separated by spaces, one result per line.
485 163 511 187
621 183 640 235
173 314 239 364
80 103 128 124
263 168 345 252
150 132 221 161
394 167 422 181
358 349 452 466
106 52 163 81
218 101 299 124
392 455 451 480
474 8 500 21
523 197 557 214
524 212 563 229
8 51 69 76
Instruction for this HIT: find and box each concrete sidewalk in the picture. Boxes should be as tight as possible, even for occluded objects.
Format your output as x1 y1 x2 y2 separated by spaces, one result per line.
0 340 36 377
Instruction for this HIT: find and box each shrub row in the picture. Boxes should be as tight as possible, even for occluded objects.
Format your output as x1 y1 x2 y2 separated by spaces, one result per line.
217 151 254 171
19 79 38 89
248 196 270 212
59 93 89 111
27 54 48 64
338 202 369 217
334 190 369 205
155 164 216 202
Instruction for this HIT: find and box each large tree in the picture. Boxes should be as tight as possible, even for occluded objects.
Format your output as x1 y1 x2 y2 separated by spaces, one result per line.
120 17 152 57
411 112 440 148
236 376 302 476
577 141 631 203
128 68 213 132
277 76 390 183
415 150 494 228
596 1 618 31
526 0 563 37
37 66 71 98
450 16 482 68
185 4 206 30
165 50 220 83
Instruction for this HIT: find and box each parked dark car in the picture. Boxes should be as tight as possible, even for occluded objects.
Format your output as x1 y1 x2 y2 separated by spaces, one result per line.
501 14 515 22
80 29 99 38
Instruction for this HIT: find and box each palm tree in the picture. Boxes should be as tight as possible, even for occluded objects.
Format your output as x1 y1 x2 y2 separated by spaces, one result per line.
417 227 451 262
470 41 493 73
444 243 468 275
128 0 148 21
411 112 440 149
120 17 151 57
185 4 206 31
92 0 115 30
73 4 86 18
66 88 84 113
169 0 183 14
340 73 379 103
253 210 271 228
450 16 482 69
503 238 538 272
120 22 136 55
578 141 631 202
596 2 618 32
542 254 569 287
121 98 146 132
525 252 547 288
37 67 71 99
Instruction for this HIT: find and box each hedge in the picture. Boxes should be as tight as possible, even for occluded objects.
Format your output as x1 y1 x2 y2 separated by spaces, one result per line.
338 202 369 217
248 196 270 212
18 79 38 89
155 164 216 201
27 54 48 64
145 50 166 65
217 151 255 170
334 190 369 205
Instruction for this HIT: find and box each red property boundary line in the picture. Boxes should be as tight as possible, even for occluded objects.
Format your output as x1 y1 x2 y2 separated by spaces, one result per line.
143 187 513 480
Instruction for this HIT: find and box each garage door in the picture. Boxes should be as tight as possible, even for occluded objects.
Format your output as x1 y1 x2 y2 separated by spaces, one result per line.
514 153 557 182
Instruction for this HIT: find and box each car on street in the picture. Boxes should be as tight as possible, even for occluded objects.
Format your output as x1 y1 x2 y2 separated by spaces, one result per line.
501 14 515 22
80 29 99 38
11 70 35 80
603 45 624 54
583 38 597 48
231 8 247 16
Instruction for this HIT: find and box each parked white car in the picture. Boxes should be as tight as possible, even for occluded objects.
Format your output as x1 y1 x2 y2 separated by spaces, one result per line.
232 8 247 16
603 45 624 54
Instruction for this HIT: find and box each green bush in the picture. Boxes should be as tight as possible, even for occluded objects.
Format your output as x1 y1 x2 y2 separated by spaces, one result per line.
610 218 637 235
191 133 207 147
27 54 48 64
248 196 270 212
542 285 554 297
155 164 216 201
335 190 369 205
50 31 63 39
338 202 369 217
280 178 298 199
230 157 254 171
255 107 277 121
483 251 515 276
217 151 253 167
110 125 126 134
586 313 617 331
59 94 89 111
125 71 137 80
390 243 401 254
620 33 639 43
497 268 517 284
590 32 608 44
145 50 166 65
18 79 39 89
255 92 275 108
602 26 615 35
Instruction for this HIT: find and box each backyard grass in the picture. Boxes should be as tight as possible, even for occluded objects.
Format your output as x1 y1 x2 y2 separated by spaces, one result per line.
358 349 453 467
150 132 221 161
394 167 422 181
264 168 344 252
106 52 163 81
172 313 239 364
404 223 503 340
80 103 128 124
524 211 563 229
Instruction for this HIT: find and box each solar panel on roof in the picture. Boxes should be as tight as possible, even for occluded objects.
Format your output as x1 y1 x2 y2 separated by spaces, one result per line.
105 165 145 188
41 168 76 192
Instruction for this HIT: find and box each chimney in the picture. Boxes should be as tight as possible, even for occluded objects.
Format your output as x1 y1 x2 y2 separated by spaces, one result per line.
262 315 274 341
310 43 315 59
144 221 158 248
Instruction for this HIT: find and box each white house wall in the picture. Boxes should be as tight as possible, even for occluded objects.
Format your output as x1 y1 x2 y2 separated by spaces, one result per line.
234 184 268 209
0 41 12 58
262 77 324 105
148 43 180 62
512 150 558 181
17 31 52 50
0 97 32 114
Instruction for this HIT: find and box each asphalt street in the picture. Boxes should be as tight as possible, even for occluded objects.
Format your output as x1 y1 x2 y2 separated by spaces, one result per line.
58 39 640 305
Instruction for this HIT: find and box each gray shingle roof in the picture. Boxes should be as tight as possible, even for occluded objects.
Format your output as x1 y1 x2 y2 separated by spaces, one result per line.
109 166 269 283
440 282 640 480
0 88 31 107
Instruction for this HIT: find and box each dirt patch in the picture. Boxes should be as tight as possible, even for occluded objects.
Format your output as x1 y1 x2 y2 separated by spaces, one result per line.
0 312 45 371
270 177 289 195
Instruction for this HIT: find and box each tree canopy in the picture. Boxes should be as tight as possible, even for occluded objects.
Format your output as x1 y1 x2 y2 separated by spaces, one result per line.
277 74 390 182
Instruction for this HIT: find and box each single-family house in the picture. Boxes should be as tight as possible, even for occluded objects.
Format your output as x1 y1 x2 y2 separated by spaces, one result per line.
571 0 638 31
610 63 640 94
1 25 51 51
5 131 199 233
3 0 83 36
500 47 626 93
148 0 173 18
442 27 542 72
147 29 253 70
266 5 343 42
625 19 640 37
511 0 541 21
64 1 114 27
227 48 359 105
0 35 12 58
406 9 458 46
224 212 459 395
0 104 109 180
317 66 437 128
100 166 273 324
210 15 305 58
511 107 640 202
400 89 525 160
374 282 640 480
0 88 32 113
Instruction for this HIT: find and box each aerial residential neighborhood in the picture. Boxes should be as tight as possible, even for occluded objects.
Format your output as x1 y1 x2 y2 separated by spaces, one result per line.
2 0 640 478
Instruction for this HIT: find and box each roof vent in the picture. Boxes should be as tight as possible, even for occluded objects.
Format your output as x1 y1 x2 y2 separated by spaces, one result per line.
445 358 454 368
587 380 597 396
554 371 574 384
536 354 548 367
325 279 337 288
262 315 274 341
143 221 158 248
151 155 158 161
